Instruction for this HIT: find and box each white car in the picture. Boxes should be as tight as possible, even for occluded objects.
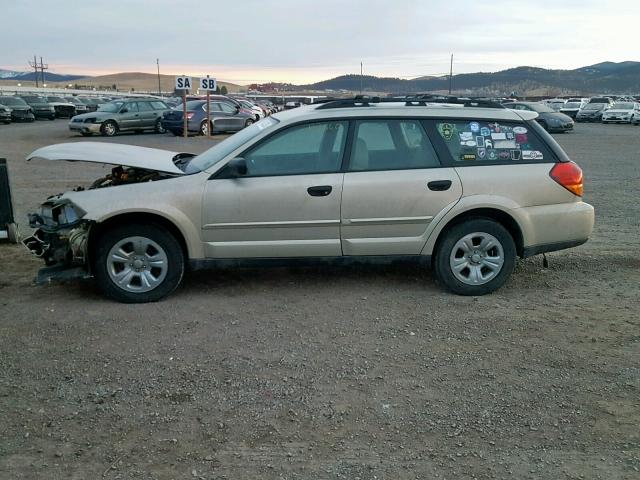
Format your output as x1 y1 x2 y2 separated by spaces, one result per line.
543 99 566 112
238 100 264 121
602 102 640 124
560 98 588 119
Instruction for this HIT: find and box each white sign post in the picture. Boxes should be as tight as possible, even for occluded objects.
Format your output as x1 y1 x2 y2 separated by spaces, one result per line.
175 76 192 138
199 76 217 138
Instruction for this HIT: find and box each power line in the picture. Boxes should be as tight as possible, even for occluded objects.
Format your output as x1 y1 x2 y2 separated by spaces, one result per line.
27 55 48 87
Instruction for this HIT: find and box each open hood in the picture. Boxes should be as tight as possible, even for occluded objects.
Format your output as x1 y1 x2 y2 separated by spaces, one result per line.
27 142 187 175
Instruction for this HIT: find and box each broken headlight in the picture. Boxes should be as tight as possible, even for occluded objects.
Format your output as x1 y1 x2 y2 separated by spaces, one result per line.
29 199 86 231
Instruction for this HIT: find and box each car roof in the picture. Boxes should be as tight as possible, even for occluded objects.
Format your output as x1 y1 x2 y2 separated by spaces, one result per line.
272 102 538 123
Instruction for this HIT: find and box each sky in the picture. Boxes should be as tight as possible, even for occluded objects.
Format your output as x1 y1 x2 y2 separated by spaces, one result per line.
1 0 637 85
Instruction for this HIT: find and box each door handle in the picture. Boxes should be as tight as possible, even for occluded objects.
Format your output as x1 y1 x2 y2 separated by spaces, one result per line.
427 180 452 191
307 185 332 197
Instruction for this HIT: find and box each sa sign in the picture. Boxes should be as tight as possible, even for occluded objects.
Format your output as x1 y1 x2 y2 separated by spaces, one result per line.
175 76 192 90
200 77 217 91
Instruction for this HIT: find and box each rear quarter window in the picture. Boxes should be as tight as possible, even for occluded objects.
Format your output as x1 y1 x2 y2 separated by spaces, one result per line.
432 119 556 165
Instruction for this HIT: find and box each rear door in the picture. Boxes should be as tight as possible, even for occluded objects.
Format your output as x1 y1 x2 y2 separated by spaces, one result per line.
219 102 245 130
137 100 159 128
340 119 462 256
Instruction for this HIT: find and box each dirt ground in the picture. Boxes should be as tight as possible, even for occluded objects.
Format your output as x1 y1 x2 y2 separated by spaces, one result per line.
0 120 638 479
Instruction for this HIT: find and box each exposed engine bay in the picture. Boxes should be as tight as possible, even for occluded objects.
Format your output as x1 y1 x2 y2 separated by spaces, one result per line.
76 165 178 191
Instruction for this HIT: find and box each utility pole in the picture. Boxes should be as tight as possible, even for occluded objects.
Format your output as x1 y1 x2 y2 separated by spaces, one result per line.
448 54 453 95
360 61 363 94
28 55 39 87
40 57 49 87
156 58 162 97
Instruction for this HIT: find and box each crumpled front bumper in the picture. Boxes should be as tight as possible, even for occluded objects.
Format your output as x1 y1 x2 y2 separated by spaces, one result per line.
22 204 93 284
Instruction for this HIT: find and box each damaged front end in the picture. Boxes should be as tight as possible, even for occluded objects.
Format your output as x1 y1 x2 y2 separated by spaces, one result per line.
22 198 92 284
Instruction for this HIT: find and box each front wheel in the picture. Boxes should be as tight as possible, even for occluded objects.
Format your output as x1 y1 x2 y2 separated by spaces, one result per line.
93 224 185 303
433 218 516 296
244 118 254 128
100 120 118 137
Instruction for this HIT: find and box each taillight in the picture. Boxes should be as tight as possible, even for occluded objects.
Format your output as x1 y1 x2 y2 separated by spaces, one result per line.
550 161 583 197
186 112 195 119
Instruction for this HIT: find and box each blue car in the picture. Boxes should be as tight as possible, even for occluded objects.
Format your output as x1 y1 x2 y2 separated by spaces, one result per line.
162 100 254 136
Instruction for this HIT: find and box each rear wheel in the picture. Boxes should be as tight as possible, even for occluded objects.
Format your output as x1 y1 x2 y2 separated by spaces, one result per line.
199 120 211 136
244 118 254 128
155 118 166 134
434 218 516 296
93 224 184 303
100 120 118 137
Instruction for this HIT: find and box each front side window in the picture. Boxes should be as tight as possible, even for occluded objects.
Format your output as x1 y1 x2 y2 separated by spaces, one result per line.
122 102 139 113
435 120 553 163
242 121 347 176
349 119 440 171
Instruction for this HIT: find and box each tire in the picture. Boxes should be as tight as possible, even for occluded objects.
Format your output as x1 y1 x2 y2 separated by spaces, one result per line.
244 118 254 128
199 120 211 136
80 132 92 137
93 223 184 303
433 218 516 296
100 120 118 137
49 115 56 121
3 121 10 125
155 119 166 134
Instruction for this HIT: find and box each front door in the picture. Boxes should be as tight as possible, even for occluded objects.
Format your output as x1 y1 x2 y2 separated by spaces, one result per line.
201 120 349 258
118 102 140 130
340 119 463 255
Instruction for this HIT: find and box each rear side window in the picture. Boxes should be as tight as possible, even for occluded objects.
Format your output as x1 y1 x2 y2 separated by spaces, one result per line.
349 119 440 171
435 120 553 164
137 102 154 112
151 101 167 110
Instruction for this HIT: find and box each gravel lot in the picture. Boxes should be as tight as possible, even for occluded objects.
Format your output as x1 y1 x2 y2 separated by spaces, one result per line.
1 119 638 479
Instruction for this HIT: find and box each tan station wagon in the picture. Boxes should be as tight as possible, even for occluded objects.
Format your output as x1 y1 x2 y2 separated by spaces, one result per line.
24 97 594 302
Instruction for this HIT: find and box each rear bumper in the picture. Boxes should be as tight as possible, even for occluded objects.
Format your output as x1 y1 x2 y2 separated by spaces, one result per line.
520 201 594 256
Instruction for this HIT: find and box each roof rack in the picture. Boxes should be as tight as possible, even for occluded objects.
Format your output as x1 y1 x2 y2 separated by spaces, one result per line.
314 94 505 110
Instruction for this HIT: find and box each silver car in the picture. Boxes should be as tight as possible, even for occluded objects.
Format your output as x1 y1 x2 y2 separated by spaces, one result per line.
26 98 594 302
69 98 170 136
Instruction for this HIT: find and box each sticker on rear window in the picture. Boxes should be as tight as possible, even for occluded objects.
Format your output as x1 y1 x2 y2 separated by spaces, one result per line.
522 150 543 160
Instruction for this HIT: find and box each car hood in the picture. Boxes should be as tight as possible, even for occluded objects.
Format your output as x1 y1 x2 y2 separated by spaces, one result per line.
71 111 112 121
48 101 74 107
27 142 187 175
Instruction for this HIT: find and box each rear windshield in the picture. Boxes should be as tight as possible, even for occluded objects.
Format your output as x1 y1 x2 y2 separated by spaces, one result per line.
434 120 555 164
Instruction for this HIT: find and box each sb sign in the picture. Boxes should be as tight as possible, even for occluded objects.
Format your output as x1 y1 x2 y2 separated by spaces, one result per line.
175 76 192 90
199 77 217 91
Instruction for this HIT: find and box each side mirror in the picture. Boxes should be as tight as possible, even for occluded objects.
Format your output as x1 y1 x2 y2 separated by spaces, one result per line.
226 157 247 177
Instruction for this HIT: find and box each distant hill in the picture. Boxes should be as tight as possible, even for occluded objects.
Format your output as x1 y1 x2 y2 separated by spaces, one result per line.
300 62 640 95
64 72 243 93
0 68 84 82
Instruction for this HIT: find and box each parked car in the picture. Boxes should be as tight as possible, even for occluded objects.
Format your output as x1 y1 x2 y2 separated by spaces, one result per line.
237 99 264 121
162 100 254 136
503 101 574 132
576 103 608 122
64 97 89 114
24 98 594 302
601 102 640 124
44 96 76 118
284 101 302 109
19 95 56 120
0 104 11 124
543 98 566 111
77 97 105 112
68 98 171 136
560 98 588 119
0 96 35 122
588 97 613 106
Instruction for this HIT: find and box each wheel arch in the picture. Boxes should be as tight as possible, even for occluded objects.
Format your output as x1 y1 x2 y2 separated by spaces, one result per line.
88 212 189 271
429 207 525 260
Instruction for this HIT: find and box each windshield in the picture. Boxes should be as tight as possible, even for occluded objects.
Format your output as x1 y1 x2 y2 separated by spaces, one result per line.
185 117 279 174
563 102 580 108
184 100 205 110
612 102 634 109
530 103 555 113
46 96 65 102
584 104 604 110
0 96 28 106
21 96 42 103
98 101 124 113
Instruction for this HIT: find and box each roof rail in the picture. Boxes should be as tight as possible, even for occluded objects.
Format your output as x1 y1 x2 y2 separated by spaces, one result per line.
314 95 505 110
